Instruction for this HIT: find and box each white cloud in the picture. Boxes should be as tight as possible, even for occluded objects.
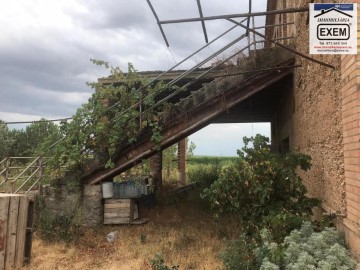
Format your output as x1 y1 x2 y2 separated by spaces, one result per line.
189 123 271 156
0 0 269 154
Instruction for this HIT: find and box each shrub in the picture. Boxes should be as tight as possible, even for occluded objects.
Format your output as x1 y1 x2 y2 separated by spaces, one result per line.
202 135 319 238
150 253 179 270
221 222 356 270
220 234 258 270
188 161 221 188
257 222 357 269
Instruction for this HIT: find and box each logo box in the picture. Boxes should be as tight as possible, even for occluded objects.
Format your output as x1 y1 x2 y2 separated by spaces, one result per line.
309 3 357 54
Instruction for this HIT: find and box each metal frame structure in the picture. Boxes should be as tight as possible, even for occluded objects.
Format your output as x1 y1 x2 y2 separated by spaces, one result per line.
0 157 44 194
146 0 334 69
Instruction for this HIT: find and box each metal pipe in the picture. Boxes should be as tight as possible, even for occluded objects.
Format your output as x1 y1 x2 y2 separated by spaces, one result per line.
167 33 247 87
255 36 295 43
14 167 40 193
254 22 294 30
112 33 247 123
159 7 309 24
12 157 40 183
8 157 36 159
213 64 302 77
227 18 335 69
106 18 248 116
146 0 169 47
0 158 7 166
246 0 252 36
25 177 41 195
143 42 255 114
196 0 208 43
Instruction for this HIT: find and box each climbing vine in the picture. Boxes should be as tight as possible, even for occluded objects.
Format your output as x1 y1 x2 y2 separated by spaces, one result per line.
45 60 171 180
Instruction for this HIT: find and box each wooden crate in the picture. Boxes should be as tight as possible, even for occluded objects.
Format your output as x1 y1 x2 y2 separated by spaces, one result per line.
104 198 138 225
0 194 31 270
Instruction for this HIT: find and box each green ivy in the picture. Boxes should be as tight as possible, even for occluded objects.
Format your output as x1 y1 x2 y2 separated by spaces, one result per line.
44 61 171 181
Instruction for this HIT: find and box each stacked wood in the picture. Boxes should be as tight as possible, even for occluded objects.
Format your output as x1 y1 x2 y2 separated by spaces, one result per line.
0 194 32 270
104 198 137 225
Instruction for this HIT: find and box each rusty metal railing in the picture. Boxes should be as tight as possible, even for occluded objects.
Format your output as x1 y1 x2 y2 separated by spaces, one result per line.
0 157 45 194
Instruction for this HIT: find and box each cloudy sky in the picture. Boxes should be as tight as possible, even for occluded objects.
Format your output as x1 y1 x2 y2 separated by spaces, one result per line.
0 0 270 155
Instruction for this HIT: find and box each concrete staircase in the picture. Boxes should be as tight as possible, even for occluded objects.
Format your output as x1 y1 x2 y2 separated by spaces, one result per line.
82 48 295 185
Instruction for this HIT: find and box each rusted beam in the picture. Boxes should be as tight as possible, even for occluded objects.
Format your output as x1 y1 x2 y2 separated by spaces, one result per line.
196 0 208 43
246 0 251 36
254 22 294 30
227 18 335 70
146 0 169 47
158 7 308 24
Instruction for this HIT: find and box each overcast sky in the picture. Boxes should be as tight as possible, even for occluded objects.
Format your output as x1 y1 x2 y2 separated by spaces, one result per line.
0 0 270 155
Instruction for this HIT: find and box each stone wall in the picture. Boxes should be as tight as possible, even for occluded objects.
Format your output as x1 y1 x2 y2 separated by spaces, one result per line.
272 2 345 214
269 0 360 258
42 184 103 227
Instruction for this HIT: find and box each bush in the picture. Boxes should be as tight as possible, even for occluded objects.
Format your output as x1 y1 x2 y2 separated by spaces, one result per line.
188 161 221 188
202 135 319 238
220 234 258 270
150 253 179 270
257 222 357 269
221 222 356 270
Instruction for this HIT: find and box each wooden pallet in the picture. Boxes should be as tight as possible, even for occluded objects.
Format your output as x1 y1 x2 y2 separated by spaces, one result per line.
104 198 138 225
0 194 33 269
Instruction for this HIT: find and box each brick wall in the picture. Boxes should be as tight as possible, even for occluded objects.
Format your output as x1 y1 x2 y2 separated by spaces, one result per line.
340 3 360 256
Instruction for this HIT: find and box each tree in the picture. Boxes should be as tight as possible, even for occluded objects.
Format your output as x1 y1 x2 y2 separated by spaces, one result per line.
202 135 319 238
0 120 15 159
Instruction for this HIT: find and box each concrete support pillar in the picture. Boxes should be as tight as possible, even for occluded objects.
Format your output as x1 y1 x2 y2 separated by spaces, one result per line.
150 151 163 192
178 139 187 185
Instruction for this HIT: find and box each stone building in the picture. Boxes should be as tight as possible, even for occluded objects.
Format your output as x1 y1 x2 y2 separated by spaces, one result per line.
266 0 360 258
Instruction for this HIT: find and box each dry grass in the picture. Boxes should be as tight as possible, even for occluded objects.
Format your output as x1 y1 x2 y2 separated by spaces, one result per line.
24 189 242 270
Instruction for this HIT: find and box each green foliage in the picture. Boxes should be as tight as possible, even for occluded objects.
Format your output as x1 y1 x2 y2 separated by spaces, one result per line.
0 120 15 158
150 253 179 270
0 119 61 159
188 161 221 188
162 139 196 181
257 222 357 269
187 156 238 166
36 198 80 243
202 135 319 238
44 61 171 179
221 222 356 270
220 234 258 270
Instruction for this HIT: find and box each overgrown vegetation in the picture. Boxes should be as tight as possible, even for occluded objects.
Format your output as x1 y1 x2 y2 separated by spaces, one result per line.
35 197 81 243
202 135 319 240
150 254 179 270
257 222 356 269
0 119 61 159
187 156 236 188
45 61 172 179
0 61 178 187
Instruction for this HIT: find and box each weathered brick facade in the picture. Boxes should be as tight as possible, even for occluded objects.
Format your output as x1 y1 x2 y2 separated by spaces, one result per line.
340 6 360 254
267 0 360 258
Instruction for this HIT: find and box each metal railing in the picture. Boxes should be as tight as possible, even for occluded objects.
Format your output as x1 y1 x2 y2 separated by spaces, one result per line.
0 157 45 194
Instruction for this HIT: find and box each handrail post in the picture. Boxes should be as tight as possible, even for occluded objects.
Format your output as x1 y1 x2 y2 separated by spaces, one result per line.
38 157 43 195
5 157 11 192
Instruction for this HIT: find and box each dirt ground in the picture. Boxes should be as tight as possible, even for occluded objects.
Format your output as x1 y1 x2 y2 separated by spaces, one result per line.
24 193 241 270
